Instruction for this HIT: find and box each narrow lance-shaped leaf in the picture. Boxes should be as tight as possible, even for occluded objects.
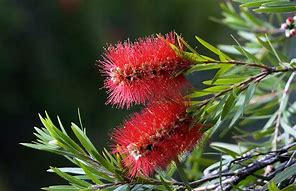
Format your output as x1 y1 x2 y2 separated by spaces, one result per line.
78 161 103 185
221 90 238 119
40 113 86 154
195 36 231 60
71 123 115 172
42 185 80 191
159 176 174 191
50 167 91 188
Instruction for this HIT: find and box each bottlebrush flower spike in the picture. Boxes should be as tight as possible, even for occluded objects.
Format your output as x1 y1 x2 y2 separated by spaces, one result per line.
111 97 204 177
99 32 191 108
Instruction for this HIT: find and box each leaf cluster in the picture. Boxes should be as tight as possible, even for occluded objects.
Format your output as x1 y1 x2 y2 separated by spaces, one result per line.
234 0 296 13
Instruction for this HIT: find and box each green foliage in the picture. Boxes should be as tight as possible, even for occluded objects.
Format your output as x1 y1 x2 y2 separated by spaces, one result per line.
234 0 296 13
24 0 296 190
22 113 178 190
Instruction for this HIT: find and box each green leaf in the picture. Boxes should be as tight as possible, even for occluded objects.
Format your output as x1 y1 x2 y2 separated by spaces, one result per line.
280 119 296 138
195 36 233 83
239 0 271 8
256 36 288 64
103 148 119 166
241 9 266 27
79 161 103 184
79 162 114 182
71 123 98 155
221 90 237 119
159 176 173 191
212 64 234 85
234 45 261 63
229 83 256 127
253 128 274 140
71 123 114 172
47 167 85 175
34 127 52 142
183 52 204 62
219 45 259 55
203 85 230 93
187 91 212 98
114 185 129 191
229 107 244 128
195 36 233 84
176 34 200 56
236 0 296 13
210 142 247 158
268 181 280 191
256 36 272 52
205 95 228 123
237 31 257 42
195 36 231 60
77 108 84 129
203 77 246 85
42 185 80 191
166 162 177 178
262 1 296 7
232 32 257 60
50 167 91 188
244 82 256 106
281 184 296 191
57 116 68 136
39 113 85 154
186 63 221 74
174 159 191 190
265 34 281 63
255 5 296 13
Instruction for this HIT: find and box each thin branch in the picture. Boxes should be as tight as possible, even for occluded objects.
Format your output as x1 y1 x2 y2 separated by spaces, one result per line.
222 153 290 191
254 28 283 35
273 72 296 150
208 143 295 191
192 62 296 111
189 172 235 188
196 71 269 110
266 160 296 181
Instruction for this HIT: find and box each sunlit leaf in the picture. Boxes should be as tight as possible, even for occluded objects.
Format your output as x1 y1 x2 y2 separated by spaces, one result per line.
210 142 247 158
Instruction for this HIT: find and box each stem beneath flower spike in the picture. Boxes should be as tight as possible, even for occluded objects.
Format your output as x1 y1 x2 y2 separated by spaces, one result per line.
174 158 192 191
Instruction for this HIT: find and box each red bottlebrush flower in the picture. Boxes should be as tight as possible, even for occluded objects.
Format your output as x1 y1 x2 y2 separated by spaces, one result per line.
99 32 191 108
111 98 203 177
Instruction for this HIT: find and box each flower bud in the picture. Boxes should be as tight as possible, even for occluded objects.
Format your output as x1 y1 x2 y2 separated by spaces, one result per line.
290 29 296 37
281 23 288 30
286 17 294 25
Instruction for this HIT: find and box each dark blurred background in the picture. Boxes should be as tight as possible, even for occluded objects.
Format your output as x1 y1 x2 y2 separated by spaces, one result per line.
0 0 230 190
